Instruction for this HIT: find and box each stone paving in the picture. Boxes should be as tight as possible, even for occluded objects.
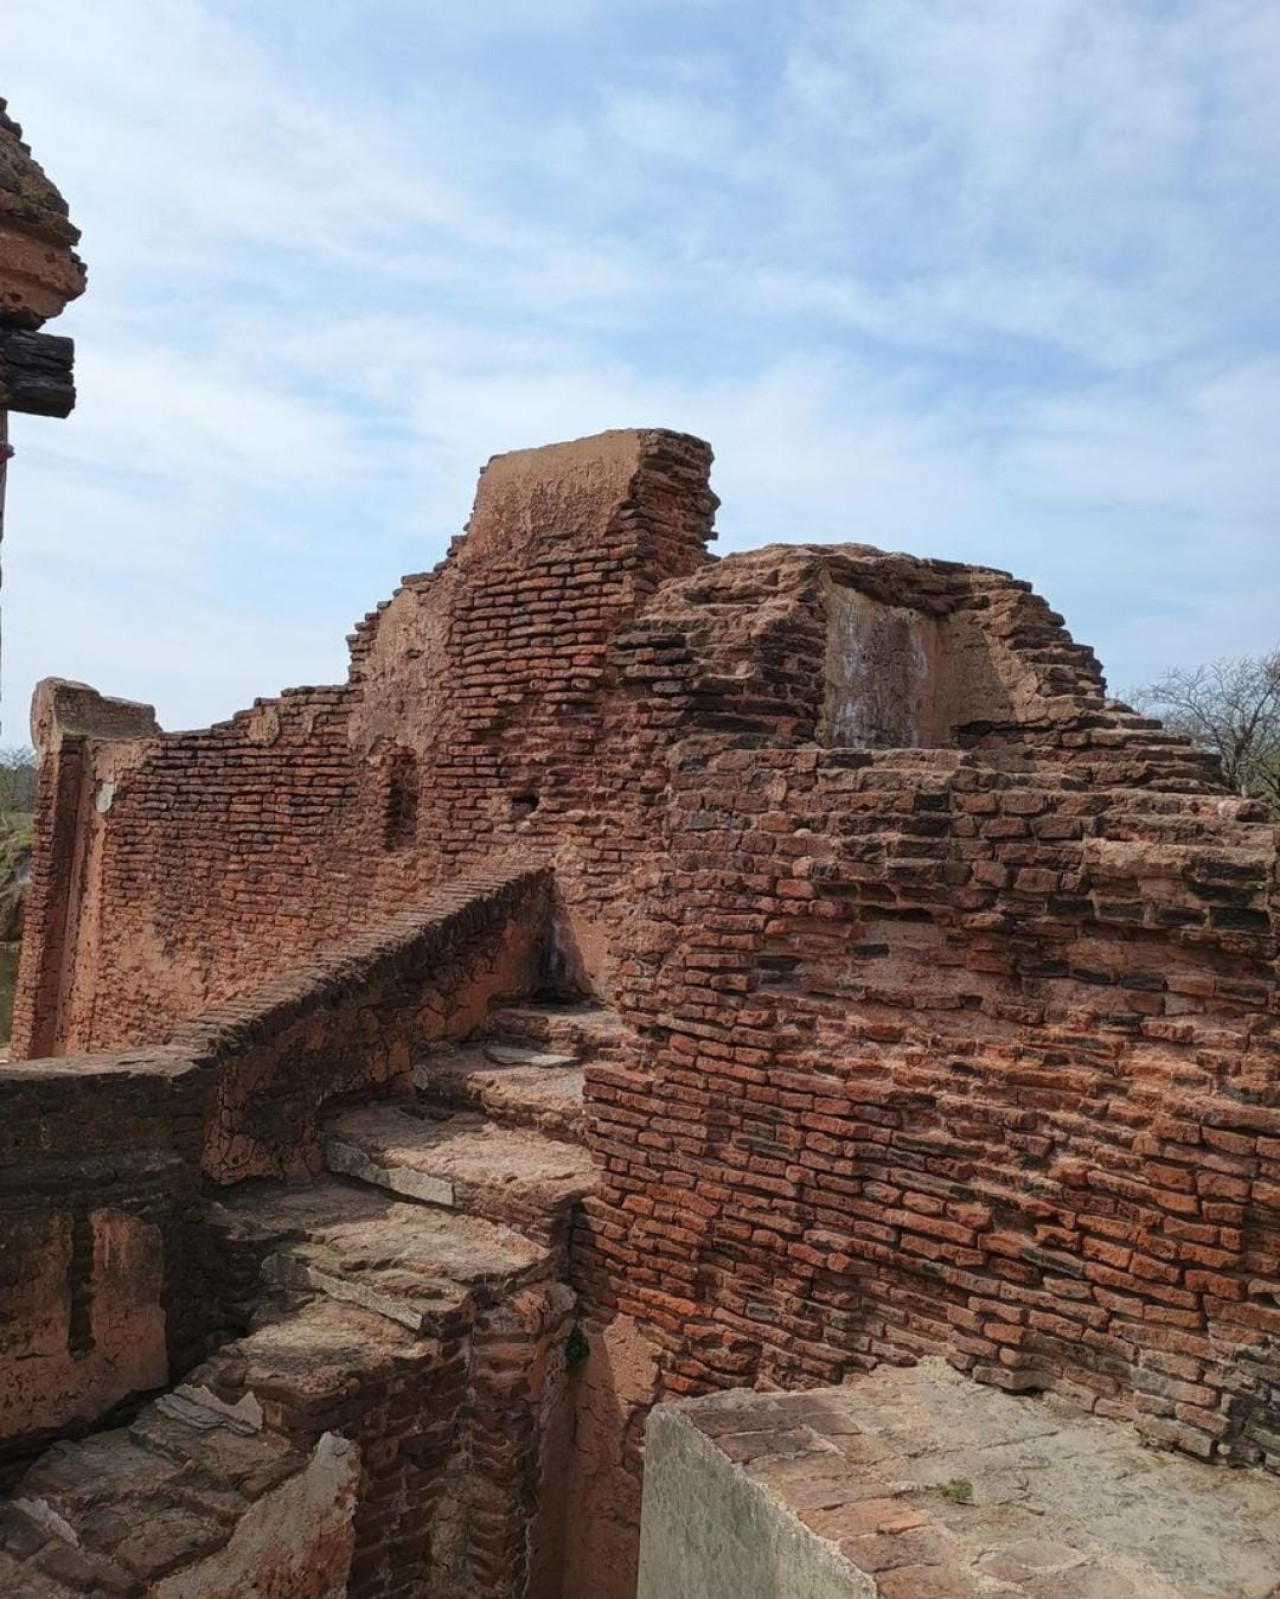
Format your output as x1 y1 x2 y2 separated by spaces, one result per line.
0 1385 357 1598
677 1358 1280 1598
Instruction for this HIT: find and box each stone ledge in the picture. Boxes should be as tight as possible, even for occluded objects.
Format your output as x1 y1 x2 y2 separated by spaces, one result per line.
640 1358 1280 1599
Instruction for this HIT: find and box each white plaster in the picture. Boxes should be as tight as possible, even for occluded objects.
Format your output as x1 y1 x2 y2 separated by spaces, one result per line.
822 584 934 749
167 1384 264 1434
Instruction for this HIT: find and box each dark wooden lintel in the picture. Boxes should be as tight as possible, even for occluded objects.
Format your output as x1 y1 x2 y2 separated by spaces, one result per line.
0 329 76 418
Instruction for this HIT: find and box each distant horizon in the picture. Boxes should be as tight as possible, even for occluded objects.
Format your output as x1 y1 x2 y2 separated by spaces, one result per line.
4 0 1278 737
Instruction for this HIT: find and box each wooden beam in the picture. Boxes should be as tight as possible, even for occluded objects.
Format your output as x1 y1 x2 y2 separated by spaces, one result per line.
0 329 76 418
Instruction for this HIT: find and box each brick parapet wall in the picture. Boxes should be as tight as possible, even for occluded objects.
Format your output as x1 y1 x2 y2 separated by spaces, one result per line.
191 864 552 1183
585 738 1280 1467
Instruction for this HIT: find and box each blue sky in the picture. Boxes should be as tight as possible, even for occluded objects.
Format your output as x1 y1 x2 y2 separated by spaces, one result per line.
4 0 1278 736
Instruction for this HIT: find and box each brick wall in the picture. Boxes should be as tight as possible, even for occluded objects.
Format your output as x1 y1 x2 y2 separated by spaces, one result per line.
18 439 1214 1061
586 737 1280 1467
12 430 717 1056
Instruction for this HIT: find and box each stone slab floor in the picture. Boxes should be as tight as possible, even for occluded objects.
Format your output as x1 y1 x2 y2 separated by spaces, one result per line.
663 1358 1280 1598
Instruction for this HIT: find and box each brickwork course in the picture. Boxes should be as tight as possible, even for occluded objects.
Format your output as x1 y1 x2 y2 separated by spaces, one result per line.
4 426 1279 1597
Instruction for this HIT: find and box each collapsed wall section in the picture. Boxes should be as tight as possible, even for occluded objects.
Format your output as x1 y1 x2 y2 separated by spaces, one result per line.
614 540 1222 780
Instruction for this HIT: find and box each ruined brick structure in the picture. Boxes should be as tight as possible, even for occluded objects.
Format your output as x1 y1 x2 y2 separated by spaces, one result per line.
4 428 1279 1597
11 431 715 1056
0 98 85 332
0 96 84 690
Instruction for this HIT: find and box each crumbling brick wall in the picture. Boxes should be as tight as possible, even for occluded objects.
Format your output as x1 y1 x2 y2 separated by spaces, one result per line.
12 431 716 1056
0 1048 202 1478
584 712 1280 1471
11 428 1279 1495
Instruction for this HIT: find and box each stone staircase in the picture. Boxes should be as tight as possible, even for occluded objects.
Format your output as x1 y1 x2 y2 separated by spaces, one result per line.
323 996 610 1247
410 998 623 1143
0 1387 359 1599
0 997 618 1599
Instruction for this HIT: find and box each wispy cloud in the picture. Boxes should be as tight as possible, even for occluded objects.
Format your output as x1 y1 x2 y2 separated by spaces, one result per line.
2 0 1276 734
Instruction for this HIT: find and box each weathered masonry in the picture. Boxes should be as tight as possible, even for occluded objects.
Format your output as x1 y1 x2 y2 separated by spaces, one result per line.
0 97 84 702
4 424 1279 1598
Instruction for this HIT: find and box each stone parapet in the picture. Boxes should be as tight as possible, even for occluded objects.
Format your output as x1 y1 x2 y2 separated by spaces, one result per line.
0 98 85 329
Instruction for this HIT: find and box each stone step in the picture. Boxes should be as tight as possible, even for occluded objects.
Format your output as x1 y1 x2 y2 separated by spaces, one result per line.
209 1177 553 1336
484 999 625 1061
188 1290 577 1599
413 1043 586 1142
1 1381 356 1598
192 1296 435 1434
324 1104 597 1247
484 1042 578 1068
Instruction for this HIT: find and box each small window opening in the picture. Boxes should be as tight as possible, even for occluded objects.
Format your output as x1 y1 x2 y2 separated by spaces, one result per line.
383 748 420 850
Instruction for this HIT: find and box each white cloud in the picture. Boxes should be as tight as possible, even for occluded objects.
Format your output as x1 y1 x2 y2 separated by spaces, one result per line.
1 0 1275 736
774 1 1280 360
601 89 741 169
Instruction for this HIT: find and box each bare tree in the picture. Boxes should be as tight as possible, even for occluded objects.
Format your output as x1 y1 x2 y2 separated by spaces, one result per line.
1131 652 1280 806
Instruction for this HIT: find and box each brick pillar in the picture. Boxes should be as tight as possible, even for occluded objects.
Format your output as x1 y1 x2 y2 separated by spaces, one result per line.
9 736 87 1058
